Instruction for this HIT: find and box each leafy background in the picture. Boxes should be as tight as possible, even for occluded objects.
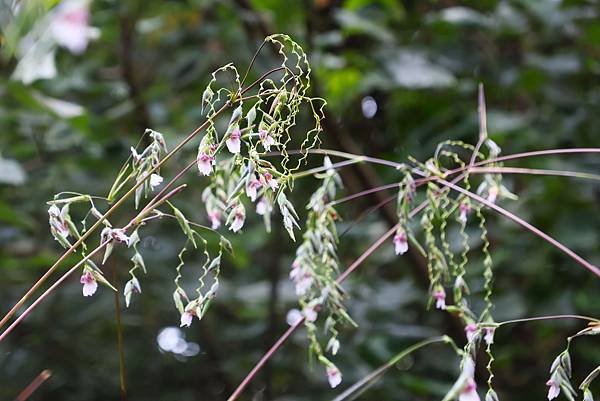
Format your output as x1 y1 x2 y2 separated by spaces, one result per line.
1 0 599 400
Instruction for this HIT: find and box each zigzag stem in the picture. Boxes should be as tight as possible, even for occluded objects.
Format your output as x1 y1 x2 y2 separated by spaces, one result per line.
0 63 292 334
0 102 229 332
434 178 600 278
0 185 188 342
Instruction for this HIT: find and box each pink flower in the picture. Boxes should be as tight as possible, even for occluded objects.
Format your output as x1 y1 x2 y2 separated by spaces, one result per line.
487 186 499 204
459 201 470 223
180 311 194 328
393 229 408 255
295 275 314 297
546 379 560 400
326 366 342 388
245 177 261 202
111 229 131 247
286 309 303 326
433 288 446 310
256 197 270 215
197 152 215 176
459 378 480 401
465 323 479 343
226 129 241 154
259 129 276 151
303 305 317 322
260 172 278 190
50 0 95 55
484 327 495 345
80 271 97 297
229 206 245 233
207 210 221 229
48 204 70 240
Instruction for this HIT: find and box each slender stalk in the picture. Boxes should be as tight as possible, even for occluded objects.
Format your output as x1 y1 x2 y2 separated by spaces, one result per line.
435 178 600 277
467 166 600 181
113 259 127 400
15 370 52 401
0 185 187 341
497 314 599 327
332 336 451 401
0 103 230 331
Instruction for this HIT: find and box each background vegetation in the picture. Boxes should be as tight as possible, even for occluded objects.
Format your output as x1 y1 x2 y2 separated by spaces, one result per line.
0 0 599 400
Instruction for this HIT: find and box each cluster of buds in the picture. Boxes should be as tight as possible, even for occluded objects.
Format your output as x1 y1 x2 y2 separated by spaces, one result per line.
48 204 72 244
290 259 314 296
131 129 167 208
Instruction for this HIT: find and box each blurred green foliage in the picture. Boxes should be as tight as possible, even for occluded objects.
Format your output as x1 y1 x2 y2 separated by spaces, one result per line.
0 1 599 400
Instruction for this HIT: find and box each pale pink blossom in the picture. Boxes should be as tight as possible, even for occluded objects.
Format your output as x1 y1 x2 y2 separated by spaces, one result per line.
286 309 303 326
326 366 342 388
226 129 241 154
48 204 70 239
303 305 318 322
256 197 270 215
245 177 261 202
459 201 471 223
50 0 95 55
295 275 314 297
393 229 408 255
259 129 276 151
487 185 499 204
149 173 163 190
546 379 560 400
484 327 495 345
180 311 194 328
465 323 479 343
459 378 480 401
80 271 97 297
197 152 215 176
111 229 131 247
207 211 221 230
229 207 245 233
260 172 278 190
433 288 446 310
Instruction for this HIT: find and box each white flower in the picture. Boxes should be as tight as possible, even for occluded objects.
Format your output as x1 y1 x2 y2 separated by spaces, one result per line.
326 337 340 355
459 201 470 223
80 271 97 297
260 172 278 190
197 152 215 176
149 173 163 190
393 229 408 255
180 311 194 328
226 129 241 154
459 378 480 401
130 146 141 162
50 0 96 55
303 305 317 322
484 327 495 345
229 206 245 233
245 177 261 202
326 366 342 388
259 129 275 152
546 379 560 400
286 309 303 326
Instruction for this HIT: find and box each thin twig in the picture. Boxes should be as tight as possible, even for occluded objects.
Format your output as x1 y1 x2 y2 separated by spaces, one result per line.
15 370 51 401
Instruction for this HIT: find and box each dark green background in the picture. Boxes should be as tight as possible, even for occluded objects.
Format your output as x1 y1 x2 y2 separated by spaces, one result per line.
1 1 599 400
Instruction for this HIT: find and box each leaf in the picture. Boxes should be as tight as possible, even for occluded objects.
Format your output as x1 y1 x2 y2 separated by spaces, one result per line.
169 202 197 248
